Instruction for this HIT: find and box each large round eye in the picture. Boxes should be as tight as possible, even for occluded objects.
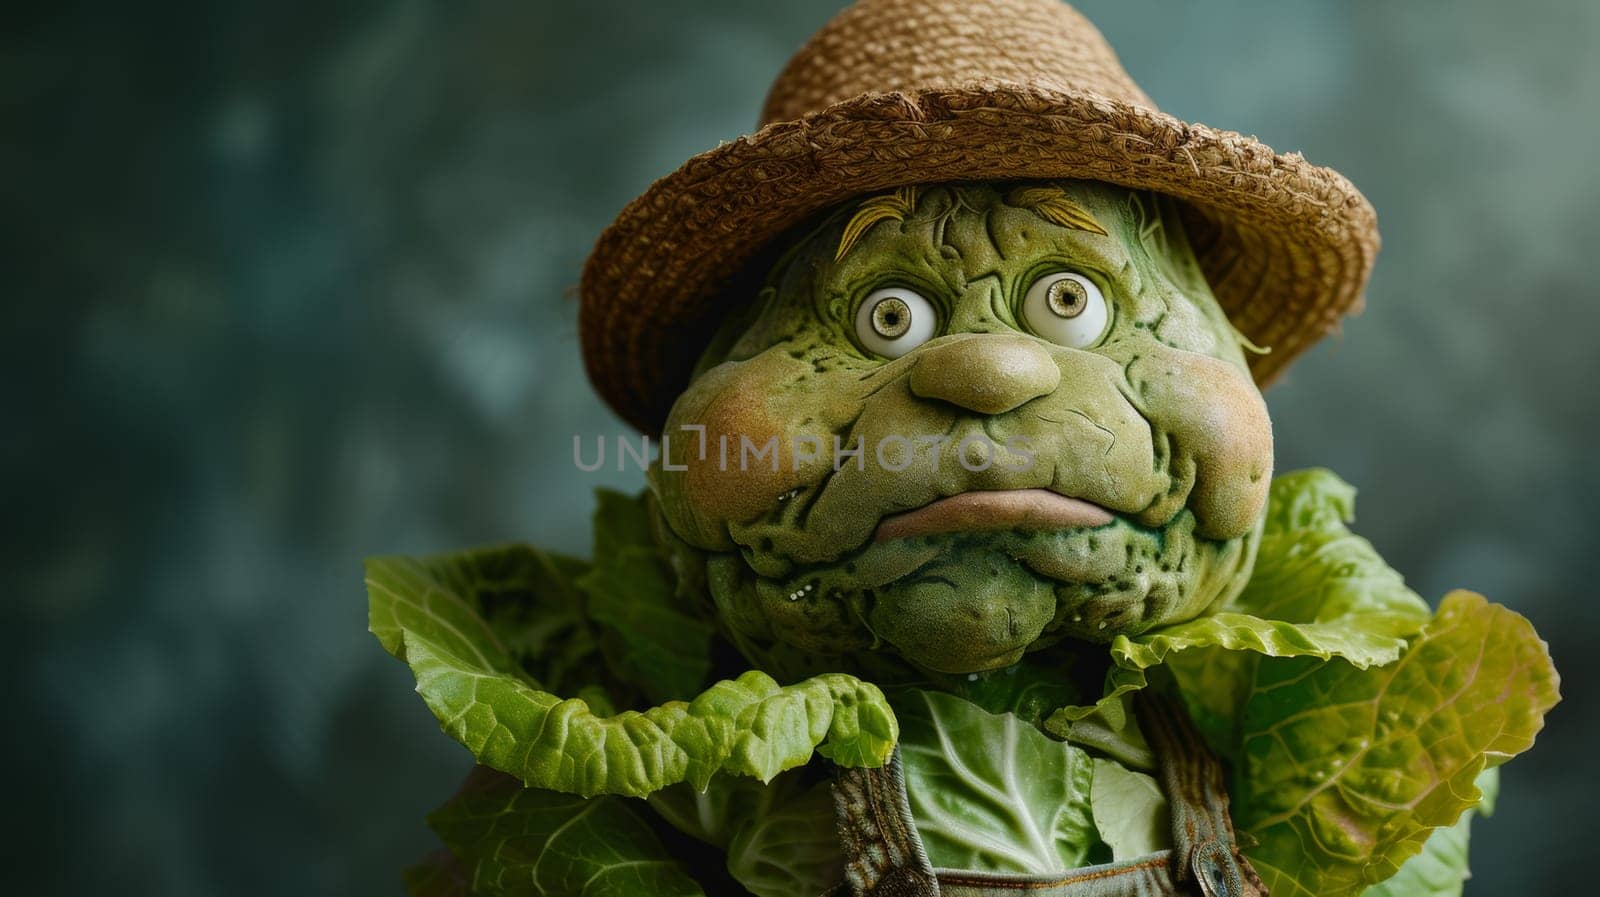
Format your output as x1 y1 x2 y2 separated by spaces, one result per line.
854 287 937 358
1022 271 1110 348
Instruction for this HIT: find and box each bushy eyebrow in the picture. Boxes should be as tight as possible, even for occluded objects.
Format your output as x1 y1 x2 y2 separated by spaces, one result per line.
834 186 919 261
1003 185 1108 236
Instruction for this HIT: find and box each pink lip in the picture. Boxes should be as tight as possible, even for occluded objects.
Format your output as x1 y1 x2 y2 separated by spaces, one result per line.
872 488 1114 543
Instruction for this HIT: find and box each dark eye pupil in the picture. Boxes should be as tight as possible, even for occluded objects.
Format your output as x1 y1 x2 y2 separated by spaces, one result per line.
871 297 913 339
1046 278 1088 318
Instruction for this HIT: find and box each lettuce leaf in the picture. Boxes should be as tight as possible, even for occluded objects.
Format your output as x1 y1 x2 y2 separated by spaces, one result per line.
399 623 895 796
1045 469 1433 754
403 850 471 897
369 491 897 797
1088 758 1170 861
1236 593 1556 897
649 770 844 897
896 689 1096 874
366 543 601 695
725 778 842 897
425 767 706 897
579 489 715 704
1362 769 1497 897
366 488 712 708
1033 470 1556 895
1232 469 1431 629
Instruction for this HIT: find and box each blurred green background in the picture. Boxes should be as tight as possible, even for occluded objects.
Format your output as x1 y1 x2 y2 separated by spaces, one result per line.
7 0 1597 894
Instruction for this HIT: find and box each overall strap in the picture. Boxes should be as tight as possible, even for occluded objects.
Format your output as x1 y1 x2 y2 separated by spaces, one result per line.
826 692 1266 897
1135 692 1265 897
828 750 941 897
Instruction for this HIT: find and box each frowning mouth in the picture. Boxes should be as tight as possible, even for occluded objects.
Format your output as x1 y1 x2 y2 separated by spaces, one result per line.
872 488 1114 543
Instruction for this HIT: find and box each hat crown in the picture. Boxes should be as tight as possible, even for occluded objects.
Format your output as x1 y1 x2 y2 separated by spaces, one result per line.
761 0 1153 125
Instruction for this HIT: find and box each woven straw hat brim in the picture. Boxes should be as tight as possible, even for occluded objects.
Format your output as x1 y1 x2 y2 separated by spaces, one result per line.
580 82 1377 434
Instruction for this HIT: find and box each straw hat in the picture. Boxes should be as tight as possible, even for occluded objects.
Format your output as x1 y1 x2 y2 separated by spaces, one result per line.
580 0 1378 433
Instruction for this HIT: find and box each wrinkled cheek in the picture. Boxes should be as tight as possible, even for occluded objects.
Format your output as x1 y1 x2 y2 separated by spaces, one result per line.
1135 353 1273 540
654 351 831 550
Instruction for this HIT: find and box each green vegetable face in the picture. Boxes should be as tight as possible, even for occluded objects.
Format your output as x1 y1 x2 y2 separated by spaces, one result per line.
651 181 1273 676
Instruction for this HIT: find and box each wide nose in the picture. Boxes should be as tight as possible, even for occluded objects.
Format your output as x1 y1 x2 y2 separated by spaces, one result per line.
908 334 1061 414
